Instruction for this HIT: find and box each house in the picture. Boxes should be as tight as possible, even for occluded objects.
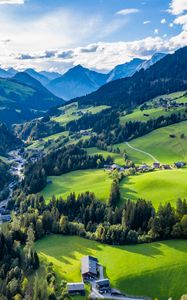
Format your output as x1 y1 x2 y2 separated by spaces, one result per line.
111 164 124 172
95 279 111 294
153 162 160 169
67 283 85 296
81 256 98 281
174 162 185 168
137 164 149 171
162 164 171 170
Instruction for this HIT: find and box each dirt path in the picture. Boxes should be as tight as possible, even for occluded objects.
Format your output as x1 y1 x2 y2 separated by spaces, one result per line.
125 142 159 163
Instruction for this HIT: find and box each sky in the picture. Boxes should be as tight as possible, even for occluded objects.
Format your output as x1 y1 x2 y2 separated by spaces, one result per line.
0 0 187 73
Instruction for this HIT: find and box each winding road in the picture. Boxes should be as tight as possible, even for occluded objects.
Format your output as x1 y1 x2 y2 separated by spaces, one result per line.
125 142 159 163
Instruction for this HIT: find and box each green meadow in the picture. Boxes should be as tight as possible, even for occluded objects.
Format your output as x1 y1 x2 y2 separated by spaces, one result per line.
120 106 185 124
52 103 110 125
42 169 112 202
35 235 187 300
120 169 187 208
86 147 125 165
115 120 187 164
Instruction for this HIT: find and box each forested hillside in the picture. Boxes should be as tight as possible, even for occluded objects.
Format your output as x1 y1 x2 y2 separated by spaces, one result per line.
0 123 22 155
76 47 187 108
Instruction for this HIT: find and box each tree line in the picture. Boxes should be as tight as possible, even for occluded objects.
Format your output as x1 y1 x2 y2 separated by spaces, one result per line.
23 144 113 194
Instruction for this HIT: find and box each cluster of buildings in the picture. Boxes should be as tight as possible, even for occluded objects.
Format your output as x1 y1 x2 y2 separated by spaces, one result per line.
137 161 186 172
67 255 112 297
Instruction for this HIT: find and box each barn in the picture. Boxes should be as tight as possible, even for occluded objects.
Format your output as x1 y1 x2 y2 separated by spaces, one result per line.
81 256 98 281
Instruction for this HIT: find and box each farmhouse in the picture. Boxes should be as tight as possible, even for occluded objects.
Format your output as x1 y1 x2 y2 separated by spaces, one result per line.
67 283 85 296
104 164 125 172
153 162 160 169
137 164 149 171
81 256 98 281
174 162 186 168
162 164 171 170
96 279 111 294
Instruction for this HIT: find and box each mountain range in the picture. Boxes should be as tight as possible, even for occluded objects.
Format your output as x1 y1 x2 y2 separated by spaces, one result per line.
75 47 187 108
0 52 166 101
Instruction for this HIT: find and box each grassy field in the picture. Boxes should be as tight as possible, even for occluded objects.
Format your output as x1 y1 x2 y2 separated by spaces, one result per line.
43 131 69 142
115 120 187 164
52 103 110 125
42 169 112 202
86 147 125 165
120 91 187 125
120 107 185 124
120 169 187 208
35 235 187 300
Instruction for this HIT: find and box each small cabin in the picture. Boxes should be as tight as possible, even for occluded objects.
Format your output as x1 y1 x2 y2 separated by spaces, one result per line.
96 279 111 294
67 283 85 296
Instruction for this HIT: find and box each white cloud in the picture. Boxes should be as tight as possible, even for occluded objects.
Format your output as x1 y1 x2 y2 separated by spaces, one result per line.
174 13 187 30
116 8 140 16
143 20 151 24
169 22 174 27
10 35 180 72
169 0 187 15
0 0 25 4
154 29 159 35
161 18 167 24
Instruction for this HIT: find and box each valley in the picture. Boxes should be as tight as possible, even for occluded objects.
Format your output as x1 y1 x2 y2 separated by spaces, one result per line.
1 46 187 300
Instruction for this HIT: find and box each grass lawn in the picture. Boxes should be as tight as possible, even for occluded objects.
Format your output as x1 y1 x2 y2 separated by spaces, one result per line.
115 120 187 164
86 147 125 165
35 235 187 300
42 169 112 202
120 169 187 208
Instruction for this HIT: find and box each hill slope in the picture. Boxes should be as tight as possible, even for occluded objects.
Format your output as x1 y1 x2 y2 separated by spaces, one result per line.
76 47 187 108
0 77 64 125
13 72 49 92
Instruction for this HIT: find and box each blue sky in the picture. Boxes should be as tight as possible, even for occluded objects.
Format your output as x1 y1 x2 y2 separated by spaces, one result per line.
0 0 186 72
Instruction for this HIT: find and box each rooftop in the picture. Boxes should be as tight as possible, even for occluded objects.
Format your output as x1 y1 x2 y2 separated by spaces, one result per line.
81 256 98 275
67 283 85 292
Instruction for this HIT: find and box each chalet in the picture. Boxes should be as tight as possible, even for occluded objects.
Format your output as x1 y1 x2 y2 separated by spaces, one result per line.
81 256 98 281
137 164 149 171
162 164 171 170
174 162 185 168
111 164 124 172
153 162 160 169
95 279 111 294
67 283 85 296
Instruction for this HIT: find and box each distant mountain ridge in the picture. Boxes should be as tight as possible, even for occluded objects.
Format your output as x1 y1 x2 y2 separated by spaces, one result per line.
0 52 166 102
46 53 166 100
46 64 108 100
13 72 49 92
75 47 187 108
107 58 146 82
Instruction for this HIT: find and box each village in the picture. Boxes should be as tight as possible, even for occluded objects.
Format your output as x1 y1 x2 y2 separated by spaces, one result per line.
67 255 147 300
